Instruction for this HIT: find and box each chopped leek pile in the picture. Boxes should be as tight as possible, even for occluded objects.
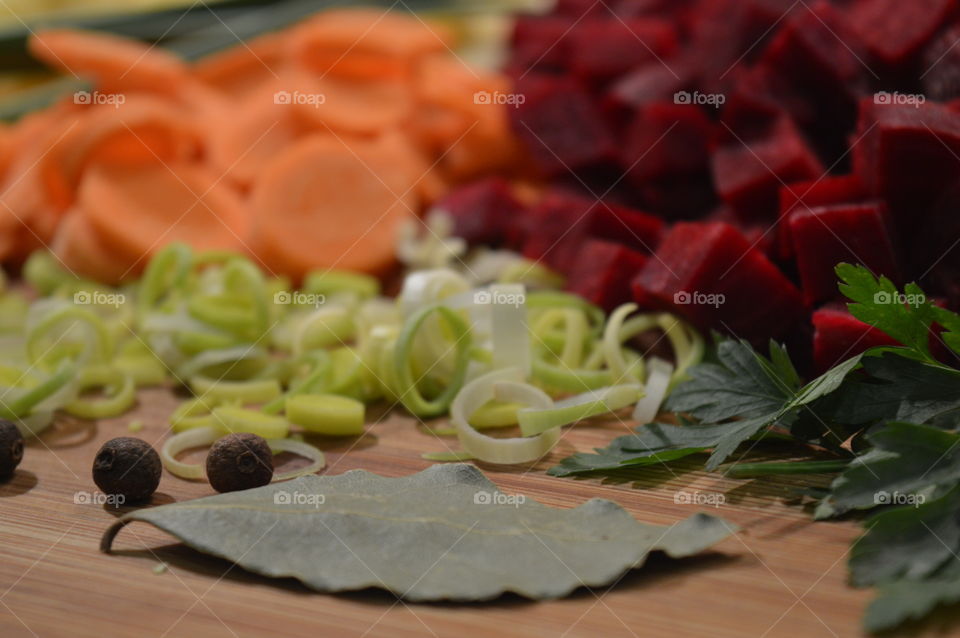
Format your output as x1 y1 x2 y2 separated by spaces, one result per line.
9 242 703 472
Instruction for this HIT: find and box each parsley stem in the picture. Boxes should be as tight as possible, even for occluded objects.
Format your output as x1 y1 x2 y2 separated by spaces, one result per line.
725 459 849 478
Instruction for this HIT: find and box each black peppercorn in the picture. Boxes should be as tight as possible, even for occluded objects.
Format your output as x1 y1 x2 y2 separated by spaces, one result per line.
0 419 23 479
92 437 161 503
206 433 273 493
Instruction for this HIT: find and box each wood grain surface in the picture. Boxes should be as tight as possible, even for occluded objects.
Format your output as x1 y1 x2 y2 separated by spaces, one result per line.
0 387 945 638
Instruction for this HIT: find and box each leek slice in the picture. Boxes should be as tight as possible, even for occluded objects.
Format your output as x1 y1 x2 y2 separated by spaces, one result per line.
161 426 220 479
268 438 326 481
515 383 642 437
633 358 674 424
211 406 290 439
63 366 135 419
285 394 365 436
450 367 559 464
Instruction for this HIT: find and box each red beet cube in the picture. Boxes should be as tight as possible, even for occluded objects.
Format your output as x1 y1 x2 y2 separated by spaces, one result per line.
621 102 713 183
847 0 954 67
721 63 817 141
568 18 677 84
520 191 663 272
712 116 824 222
777 174 867 258
434 178 526 247
508 16 573 75
706 206 776 257
921 25 960 101
853 99 960 232
566 240 649 310
554 0 609 17
759 1 869 124
812 305 899 372
510 76 617 176
632 221 803 341
790 201 900 306
605 63 691 117
589 202 665 253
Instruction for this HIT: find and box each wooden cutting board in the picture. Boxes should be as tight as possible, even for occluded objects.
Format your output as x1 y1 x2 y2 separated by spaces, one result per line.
0 387 942 638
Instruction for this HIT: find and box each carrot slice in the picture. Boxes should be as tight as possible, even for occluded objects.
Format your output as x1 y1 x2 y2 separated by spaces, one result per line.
0 107 85 251
77 161 251 263
292 74 414 136
288 8 455 80
37 96 202 211
414 54 511 115
52 211 136 284
249 135 419 279
194 31 287 100
207 77 324 188
28 29 189 95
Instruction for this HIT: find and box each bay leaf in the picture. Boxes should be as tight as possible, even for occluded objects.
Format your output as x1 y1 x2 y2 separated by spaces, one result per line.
102 464 734 601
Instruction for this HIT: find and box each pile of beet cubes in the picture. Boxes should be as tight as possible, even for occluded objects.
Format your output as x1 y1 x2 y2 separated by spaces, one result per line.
437 0 960 372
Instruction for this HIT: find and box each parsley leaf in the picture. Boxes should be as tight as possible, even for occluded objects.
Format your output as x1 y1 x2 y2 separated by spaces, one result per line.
831 355 960 426
549 340 857 475
836 263 939 360
865 560 960 633
817 422 960 518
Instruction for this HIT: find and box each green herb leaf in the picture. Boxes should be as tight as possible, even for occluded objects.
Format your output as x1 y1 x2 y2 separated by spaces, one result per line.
818 423 960 518
865 561 960 633
850 484 960 588
551 339 866 476
103 464 734 601
667 340 799 422
836 263 937 359
831 355 960 426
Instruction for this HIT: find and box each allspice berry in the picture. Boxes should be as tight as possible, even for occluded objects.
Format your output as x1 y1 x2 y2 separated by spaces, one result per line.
206 433 273 493
92 437 162 503
0 419 24 479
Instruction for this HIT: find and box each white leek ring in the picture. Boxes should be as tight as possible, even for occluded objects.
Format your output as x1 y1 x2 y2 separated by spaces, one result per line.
268 438 326 481
516 384 643 437
161 426 220 479
451 367 560 464
633 358 674 424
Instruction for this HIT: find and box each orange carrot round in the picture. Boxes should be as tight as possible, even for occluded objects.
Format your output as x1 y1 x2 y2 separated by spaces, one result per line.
249 134 419 279
29 29 190 96
77 161 251 266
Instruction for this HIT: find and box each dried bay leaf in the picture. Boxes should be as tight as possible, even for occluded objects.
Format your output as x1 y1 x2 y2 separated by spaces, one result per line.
102 464 734 601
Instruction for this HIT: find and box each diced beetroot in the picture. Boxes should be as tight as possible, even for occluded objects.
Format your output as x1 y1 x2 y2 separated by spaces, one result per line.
621 102 713 183
684 0 786 94
721 63 818 142
921 25 960 101
759 1 869 128
434 178 526 247
789 201 900 306
706 206 776 257
604 62 692 119
567 18 677 84
614 0 699 20
712 116 824 222
812 305 899 372
637 174 718 220
554 0 609 17
909 181 960 285
507 16 573 75
589 201 665 253
520 191 663 271
853 99 960 233
566 240 649 310
777 174 867 258
510 76 617 177
631 221 803 341
846 0 955 67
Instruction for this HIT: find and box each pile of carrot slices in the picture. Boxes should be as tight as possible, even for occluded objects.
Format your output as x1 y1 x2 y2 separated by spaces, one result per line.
0 8 520 283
